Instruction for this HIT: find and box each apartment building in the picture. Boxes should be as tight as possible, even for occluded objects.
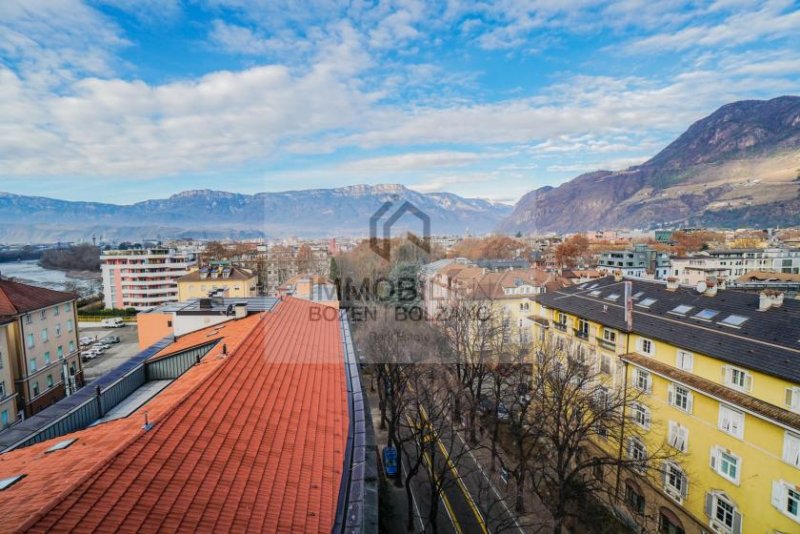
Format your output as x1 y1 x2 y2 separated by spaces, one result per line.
277 274 338 308
176 262 257 301
598 243 672 279
533 276 800 533
101 248 196 310
0 279 82 424
671 248 800 286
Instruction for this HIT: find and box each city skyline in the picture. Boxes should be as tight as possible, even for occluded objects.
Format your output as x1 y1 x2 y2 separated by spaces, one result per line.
2 1 799 203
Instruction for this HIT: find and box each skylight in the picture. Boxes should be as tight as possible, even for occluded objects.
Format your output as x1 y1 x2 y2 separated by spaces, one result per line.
633 291 644 299
588 283 599 289
719 314 749 328
578 283 587 289
0 475 25 491
694 309 720 321
605 293 620 302
589 290 601 297
45 438 77 453
637 298 657 307
669 304 694 316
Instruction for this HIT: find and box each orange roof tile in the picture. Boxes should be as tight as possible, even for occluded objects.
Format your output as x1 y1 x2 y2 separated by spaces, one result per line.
0 279 75 321
0 298 347 533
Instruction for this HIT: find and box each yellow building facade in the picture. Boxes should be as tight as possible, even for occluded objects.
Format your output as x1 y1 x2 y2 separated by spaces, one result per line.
177 263 258 302
534 277 800 534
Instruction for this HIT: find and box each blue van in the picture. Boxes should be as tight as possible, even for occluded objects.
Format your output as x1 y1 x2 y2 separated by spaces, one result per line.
383 446 398 478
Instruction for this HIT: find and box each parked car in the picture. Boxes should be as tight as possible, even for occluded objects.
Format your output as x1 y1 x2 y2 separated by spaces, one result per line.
105 336 121 344
496 402 510 422
100 317 125 328
478 395 493 414
382 446 398 478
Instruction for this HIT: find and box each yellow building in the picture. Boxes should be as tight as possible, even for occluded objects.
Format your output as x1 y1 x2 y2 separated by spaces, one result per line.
177 263 257 302
533 276 800 534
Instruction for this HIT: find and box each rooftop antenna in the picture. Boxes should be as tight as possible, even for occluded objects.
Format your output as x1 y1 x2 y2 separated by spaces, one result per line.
143 411 153 431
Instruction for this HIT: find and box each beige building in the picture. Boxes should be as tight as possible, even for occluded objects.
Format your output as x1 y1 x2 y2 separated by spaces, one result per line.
277 274 338 308
177 263 258 302
0 279 83 425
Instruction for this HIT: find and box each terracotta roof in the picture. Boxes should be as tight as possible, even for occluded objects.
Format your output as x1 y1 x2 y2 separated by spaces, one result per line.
736 270 800 283
0 278 76 320
0 298 348 533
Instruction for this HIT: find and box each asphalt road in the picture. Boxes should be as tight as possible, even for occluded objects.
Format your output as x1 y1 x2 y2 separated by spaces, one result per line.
78 324 141 381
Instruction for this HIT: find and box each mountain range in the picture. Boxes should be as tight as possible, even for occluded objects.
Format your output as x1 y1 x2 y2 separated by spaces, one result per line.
0 185 511 243
501 95 800 233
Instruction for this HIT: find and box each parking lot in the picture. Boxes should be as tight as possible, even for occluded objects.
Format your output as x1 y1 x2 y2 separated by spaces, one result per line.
78 323 141 382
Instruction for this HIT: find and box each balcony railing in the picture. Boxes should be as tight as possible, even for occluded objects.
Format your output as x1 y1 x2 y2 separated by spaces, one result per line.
553 322 568 332
574 328 590 340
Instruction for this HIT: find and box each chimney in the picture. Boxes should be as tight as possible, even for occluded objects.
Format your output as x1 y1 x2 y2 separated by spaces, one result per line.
759 289 784 311
613 270 623 282
666 276 679 291
234 302 247 319
704 277 718 297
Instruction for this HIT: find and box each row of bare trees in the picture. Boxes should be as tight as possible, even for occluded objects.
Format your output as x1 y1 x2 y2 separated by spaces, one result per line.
355 296 679 533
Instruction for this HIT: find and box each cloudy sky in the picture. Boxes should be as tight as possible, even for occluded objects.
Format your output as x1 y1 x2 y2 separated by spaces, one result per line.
1 0 798 204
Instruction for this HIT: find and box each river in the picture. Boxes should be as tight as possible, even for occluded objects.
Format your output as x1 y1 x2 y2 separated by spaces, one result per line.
0 260 101 296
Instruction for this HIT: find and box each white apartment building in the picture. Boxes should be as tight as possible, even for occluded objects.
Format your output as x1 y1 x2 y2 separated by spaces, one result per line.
101 248 196 310
671 247 800 286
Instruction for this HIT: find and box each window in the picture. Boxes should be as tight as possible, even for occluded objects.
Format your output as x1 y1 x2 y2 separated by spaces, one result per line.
633 291 644 299
602 328 616 344
44 351 51 365
40 310 46 320
676 350 693 371
24 314 32 325
706 492 740 533
55 324 61 337
589 290 601 297
637 337 654 355
54 306 59 316
786 387 800 412
718 405 744 439
637 297 657 307
632 402 651 430
723 366 752 392
594 387 609 411
28 358 37 373
668 384 693 413
694 309 720 321
719 314 748 328
64 303 71 312
68 340 75 353
605 293 620 302
67 319 74 332
46 375 53 388
625 482 645 515
663 462 688 502
26 333 34 349
783 432 800 468
772 481 800 523
40 329 48 342
0 381 4 398
519 302 529 311
628 438 646 471
593 463 603 481
0 475 26 491
667 421 689 452
634 368 652 393
32 381 39 397
710 447 740 484
600 354 612 374
576 318 589 338
669 304 693 316
45 438 77 453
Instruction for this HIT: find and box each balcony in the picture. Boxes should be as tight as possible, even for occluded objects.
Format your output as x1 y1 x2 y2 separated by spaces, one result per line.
574 328 590 340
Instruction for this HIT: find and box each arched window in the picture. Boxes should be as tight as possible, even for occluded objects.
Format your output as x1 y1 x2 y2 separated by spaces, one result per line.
658 507 685 534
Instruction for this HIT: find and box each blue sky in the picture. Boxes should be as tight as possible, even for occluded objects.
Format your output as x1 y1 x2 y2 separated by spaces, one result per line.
1 0 798 205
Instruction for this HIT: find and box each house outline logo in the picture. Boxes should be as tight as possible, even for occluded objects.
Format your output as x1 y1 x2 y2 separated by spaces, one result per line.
369 198 431 261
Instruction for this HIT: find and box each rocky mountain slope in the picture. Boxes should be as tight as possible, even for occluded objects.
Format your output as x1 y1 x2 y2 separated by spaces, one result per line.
501 96 800 233
0 185 511 243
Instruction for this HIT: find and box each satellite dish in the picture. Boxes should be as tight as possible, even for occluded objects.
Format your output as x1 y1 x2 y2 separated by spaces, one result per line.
696 281 707 293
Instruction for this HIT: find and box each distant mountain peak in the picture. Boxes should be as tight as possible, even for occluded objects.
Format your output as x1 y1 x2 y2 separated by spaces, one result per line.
501 96 800 233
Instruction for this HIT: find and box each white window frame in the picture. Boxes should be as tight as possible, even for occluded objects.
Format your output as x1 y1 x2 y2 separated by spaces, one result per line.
602 328 616 344
786 387 800 412
718 404 745 439
710 446 741 485
667 421 689 452
634 368 652 393
637 337 654 356
663 461 688 502
772 480 800 524
783 431 800 468
723 366 752 392
632 402 651 430
676 349 694 371
707 492 740 534
667 383 693 413
627 437 647 471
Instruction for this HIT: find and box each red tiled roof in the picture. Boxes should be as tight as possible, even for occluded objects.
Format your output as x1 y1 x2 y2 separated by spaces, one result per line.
0 298 347 533
0 279 76 320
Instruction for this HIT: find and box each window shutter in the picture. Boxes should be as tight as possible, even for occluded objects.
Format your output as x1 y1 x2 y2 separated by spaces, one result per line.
636 338 642 352
667 384 675 405
786 388 794 408
744 374 753 392
704 492 713 517
679 426 689 452
686 391 693 414
710 447 718 470
662 462 669 487
646 374 652 393
668 421 676 446
783 432 800 467
722 366 729 383
732 510 742 534
681 474 688 499
772 480 784 509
